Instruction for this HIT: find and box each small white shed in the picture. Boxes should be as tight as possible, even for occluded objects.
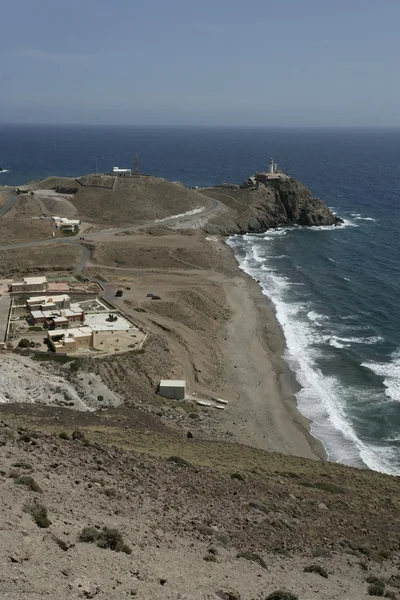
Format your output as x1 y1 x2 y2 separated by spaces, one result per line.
158 379 186 400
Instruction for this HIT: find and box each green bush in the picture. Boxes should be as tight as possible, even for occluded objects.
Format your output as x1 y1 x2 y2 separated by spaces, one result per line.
24 502 51 528
19 433 31 443
265 592 298 600
304 564 328 578
59 431 70 440
236 550 267 569
72 429 85 441
367 576 386 587
79 526 131 554
18 338 31 348
14 475 42 493
203 554 217 562
368 584 385 597
79 526 99 543
166 456 192 468
11 461 32 470
231 472 245 481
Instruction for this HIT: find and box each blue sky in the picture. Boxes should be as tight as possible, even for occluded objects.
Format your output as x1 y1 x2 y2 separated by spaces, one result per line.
1 0 399 126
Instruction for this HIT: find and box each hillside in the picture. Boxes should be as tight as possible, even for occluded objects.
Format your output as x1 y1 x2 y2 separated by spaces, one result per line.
27 175 209 225
201 178 341 234
0 405 399 600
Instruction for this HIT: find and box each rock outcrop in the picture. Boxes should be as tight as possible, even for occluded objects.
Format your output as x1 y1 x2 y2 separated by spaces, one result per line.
201 176 342 235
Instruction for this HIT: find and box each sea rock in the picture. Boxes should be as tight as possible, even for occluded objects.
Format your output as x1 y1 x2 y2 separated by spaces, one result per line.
203 176 342 234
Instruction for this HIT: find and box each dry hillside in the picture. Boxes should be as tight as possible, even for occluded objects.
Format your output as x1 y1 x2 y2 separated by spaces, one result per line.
0 406 399 600
28 175 210 225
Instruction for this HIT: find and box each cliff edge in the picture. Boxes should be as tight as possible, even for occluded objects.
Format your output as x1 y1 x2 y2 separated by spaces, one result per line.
201 176 342 234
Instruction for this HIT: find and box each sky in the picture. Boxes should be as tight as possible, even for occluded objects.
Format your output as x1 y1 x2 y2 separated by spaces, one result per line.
1 0 400 127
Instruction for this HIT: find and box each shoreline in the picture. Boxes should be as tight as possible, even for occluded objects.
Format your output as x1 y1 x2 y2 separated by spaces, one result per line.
213 235 326 461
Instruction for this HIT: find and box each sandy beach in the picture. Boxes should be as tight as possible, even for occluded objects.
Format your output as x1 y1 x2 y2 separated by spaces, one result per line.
215 260 325 460
80 230 326 461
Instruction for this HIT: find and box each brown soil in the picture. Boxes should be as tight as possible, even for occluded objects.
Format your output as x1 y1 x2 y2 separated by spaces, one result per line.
29 175 211 225
0 244 81 277
0 412 398 600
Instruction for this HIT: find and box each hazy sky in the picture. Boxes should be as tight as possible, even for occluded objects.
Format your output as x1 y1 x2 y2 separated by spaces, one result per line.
1 0 399 126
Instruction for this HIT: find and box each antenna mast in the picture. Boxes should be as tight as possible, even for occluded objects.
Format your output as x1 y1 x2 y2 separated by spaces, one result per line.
134 153 140 176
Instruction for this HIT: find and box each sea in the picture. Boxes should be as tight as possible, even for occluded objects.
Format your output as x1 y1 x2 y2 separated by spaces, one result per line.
1 124 400 475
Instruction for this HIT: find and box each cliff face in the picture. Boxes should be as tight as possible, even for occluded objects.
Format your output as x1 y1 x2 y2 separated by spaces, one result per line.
201 177 342 235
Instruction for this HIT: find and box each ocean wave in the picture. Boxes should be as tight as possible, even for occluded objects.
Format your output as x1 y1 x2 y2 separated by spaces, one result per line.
0 169 9 174
227 235 399 475
330 335 383 346
307 311 329 326
362 350 400 403
354 216 377 222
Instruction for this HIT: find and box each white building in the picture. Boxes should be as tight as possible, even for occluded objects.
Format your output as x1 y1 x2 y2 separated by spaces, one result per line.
113 167 132 176
158 380 186 400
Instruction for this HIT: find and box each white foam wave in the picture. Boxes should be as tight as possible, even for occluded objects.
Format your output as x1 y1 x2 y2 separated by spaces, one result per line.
307 311 329 326
0 169 9 174
328 257 335 263
355 216 376 222
227 236 399 475
362 350 400 403
331 335 383 345
329 338 348 349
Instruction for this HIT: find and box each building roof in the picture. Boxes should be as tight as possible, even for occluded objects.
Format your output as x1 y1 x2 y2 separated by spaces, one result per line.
27 294 71 304
30 310 45 319
23 276 47 285
160 380 186 387
52 316 68 323
65 327 92 338
84 312 134 332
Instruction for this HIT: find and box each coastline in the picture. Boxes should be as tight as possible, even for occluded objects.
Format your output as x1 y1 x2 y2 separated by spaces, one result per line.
212 236 326 461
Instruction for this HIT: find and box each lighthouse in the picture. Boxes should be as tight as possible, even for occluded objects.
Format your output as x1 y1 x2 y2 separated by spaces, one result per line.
268 158 275 174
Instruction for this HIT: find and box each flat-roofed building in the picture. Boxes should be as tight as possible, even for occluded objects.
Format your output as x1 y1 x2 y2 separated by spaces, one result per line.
11 276 48 293
158 380 186 400
26 294 71 311
48 326 93 353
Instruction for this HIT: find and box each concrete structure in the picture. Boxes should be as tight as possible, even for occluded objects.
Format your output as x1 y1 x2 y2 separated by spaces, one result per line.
26 294 71 311
113 167 132 176
10 276 48 293
48 327 93 353
52 217 81 231
268 158 275 174
158 379 186 400
29 307 84 327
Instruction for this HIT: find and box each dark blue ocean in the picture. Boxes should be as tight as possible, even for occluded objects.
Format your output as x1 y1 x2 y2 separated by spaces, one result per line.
1 124 400 474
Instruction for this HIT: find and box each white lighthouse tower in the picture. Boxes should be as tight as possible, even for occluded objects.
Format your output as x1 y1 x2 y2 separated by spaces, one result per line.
268 158 275 174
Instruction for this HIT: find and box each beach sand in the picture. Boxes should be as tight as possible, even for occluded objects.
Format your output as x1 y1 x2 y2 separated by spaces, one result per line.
83 230 325 461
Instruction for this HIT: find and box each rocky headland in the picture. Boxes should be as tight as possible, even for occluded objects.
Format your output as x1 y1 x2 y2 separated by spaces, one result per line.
201 176 342 235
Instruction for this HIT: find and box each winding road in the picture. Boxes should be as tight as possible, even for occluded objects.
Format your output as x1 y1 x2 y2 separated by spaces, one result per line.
0 190 221 276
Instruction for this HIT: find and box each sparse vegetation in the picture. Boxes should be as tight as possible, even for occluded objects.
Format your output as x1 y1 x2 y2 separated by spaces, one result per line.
231 472 245 481
78 526 131 554
367 576 386 588
368 584 385 596
166 456 192 468
59 431 70 440
304 564 328 578
236 550 267 569
300 480 345 493
14 475 43 493
11 461 32 470
18 338 31 348
24 502 51 528
248 500 269 514
79 526 100 543
72 429 86 441
265 591 298 600
203 554 217 562
19 433 31 443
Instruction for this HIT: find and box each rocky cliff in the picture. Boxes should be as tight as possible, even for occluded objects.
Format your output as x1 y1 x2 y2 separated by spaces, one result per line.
201 176 342 235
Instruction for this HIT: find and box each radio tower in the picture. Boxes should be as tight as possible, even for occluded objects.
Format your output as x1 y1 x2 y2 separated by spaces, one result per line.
134 153 140 176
